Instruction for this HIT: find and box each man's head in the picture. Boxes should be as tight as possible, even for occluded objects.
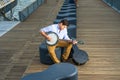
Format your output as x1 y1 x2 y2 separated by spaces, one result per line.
59 19 69 30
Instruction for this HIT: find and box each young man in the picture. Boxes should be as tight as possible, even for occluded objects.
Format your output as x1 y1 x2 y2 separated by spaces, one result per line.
40 19 77 63
74 0 79 7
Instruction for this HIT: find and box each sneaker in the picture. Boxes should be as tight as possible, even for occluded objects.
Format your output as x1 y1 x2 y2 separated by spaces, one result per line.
61 57 67 62
76 5 79 8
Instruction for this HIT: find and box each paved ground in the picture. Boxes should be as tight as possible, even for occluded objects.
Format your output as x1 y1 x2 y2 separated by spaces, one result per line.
0 0 120 80
0 21 20 37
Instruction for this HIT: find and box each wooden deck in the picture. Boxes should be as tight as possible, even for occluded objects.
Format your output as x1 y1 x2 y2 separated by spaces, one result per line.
0 0 120 80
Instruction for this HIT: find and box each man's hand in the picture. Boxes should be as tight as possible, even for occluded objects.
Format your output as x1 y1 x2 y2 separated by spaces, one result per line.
72 40 78 44
67 40 77 44
40 31 52 41
46 35 52 41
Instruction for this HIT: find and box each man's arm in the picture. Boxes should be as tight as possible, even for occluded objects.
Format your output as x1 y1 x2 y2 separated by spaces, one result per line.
40 31 51 41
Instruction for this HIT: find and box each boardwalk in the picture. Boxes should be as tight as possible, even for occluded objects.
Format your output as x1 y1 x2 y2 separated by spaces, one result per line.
0 0 120 80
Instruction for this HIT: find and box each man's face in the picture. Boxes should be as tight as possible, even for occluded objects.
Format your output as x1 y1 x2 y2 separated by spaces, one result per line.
59 23 67 30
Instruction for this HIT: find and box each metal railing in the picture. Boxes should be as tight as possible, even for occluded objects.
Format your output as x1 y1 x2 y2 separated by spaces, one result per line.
19 0 44 21
103 0 120 13
0 0 17 20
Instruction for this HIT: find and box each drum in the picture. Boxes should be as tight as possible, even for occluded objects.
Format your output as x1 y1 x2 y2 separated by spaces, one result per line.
46 32 59 46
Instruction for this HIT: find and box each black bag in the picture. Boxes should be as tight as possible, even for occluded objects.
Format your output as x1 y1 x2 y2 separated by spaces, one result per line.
70 44 89 65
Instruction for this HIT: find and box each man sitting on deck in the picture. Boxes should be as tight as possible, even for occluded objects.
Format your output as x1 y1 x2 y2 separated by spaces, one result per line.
40 19 77 63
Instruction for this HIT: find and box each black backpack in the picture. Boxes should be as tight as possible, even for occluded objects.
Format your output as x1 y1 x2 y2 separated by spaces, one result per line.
70 44 89 65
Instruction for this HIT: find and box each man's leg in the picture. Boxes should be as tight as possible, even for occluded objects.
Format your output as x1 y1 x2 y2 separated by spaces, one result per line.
57 40 72 61
47 45 60 63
